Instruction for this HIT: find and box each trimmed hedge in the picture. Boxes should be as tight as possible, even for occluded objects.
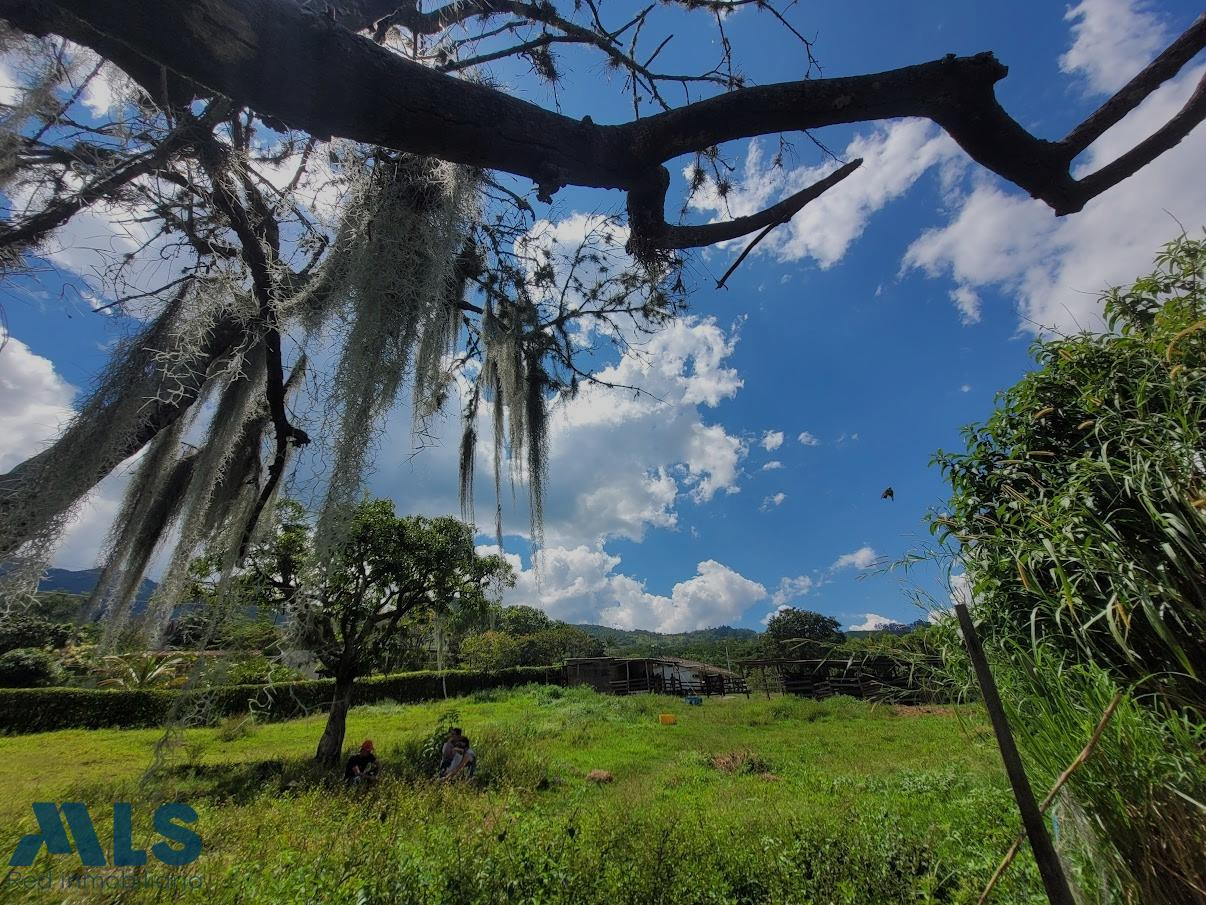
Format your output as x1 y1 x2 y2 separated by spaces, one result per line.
0 666 563 735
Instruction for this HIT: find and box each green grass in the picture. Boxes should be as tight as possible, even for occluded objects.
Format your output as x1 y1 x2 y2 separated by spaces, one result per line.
0 686 1044 904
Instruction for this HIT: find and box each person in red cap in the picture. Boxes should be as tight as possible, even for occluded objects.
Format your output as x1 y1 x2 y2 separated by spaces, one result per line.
344 739 379 785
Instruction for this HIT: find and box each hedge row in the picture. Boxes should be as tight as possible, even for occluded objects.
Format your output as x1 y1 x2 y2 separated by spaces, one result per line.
0 666 564 734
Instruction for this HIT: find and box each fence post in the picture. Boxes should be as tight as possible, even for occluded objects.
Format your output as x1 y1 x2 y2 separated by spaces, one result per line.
954 603 1075 905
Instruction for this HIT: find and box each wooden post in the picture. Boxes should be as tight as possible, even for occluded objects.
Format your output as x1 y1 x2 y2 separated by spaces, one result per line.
954 603 1075 905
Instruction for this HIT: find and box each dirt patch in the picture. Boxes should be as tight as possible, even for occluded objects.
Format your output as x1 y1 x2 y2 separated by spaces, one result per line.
710 749 772 774
892 705 957 717
586 769 613 784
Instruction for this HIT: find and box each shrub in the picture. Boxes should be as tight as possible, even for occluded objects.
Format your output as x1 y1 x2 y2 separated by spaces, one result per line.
0 614 73 654
0 665 563 734
0 647 63 687
215 713 256 742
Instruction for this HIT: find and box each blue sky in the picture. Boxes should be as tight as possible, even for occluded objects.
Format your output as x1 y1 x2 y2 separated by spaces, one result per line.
1 0 1203 632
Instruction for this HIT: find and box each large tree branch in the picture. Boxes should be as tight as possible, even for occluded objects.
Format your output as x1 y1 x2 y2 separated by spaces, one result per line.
0 102 227 255
7 1 1203 253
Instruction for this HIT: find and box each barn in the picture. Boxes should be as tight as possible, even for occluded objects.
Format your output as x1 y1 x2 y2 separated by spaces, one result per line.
564 656 748 696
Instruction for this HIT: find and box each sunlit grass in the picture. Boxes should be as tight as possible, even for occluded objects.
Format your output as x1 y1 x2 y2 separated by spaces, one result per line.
0 686 1041 904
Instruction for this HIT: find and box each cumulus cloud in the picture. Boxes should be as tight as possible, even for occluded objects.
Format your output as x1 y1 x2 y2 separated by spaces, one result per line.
848 613 897 631
797 431 820 447
0 335 77 471
381 314 748 550
903 0 1205 332
687 120 962 269
960 384 972 393
831 546 878 570
760 492 786 511
1059 0 1167 95
771 575 815 606
761 460 784 471
949 286 982 325
0 333 126 569
487 545 767 632
760 430 784 452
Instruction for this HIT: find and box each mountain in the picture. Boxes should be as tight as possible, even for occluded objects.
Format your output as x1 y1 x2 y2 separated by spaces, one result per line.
574 624 759 646
36 567 158 612
571 624 764 667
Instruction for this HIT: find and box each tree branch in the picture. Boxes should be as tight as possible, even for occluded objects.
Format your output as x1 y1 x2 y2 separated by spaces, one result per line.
11 0 1204 248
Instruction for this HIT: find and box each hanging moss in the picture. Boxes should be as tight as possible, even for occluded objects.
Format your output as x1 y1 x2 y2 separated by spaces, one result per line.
310 154 478 561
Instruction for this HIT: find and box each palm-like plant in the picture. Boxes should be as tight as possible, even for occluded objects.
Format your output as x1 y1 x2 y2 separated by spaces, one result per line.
94 652 188 689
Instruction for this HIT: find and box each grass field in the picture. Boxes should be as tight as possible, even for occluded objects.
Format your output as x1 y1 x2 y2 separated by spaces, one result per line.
0 686 1045 904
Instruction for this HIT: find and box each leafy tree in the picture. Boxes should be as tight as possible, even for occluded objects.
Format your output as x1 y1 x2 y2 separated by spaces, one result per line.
931 237 1206 903
27 591 88 624
298 500 513 764
459 630 521 672
0 648 62 688
0 613 74 654
499 605 552 637
765 608 842 653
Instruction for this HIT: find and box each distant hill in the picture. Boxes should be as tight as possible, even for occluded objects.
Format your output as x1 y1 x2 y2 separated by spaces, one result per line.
36 567 158 612
571 624 763 668
573 624 760 647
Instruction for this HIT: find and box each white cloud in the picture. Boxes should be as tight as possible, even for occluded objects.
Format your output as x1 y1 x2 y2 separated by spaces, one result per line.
959 384 972 393
797 431 820 447
488 545 766 632
760 429 784 452
760 492 786 511
831 546 878 570
687 120 963 269
848 613 897 631
949 286 982 325
761 460 784 471
0 333 126 569
378 313 748 550
771 575 815 606
599 559 767 633
0 335 77 471
1059 0 1168 95
903 3 1205 333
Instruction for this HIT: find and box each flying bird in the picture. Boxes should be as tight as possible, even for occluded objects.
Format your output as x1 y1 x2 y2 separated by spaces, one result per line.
881 487 894 501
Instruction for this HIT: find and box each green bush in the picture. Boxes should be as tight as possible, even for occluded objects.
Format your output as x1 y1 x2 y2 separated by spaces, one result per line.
0 647 63 687
0 614 74 654
0 665 563 734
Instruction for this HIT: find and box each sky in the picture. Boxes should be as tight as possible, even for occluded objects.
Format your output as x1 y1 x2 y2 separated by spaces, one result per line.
1 0 1204 634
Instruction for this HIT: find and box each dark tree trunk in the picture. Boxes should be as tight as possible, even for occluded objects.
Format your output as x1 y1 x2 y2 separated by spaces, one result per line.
315 674 355 766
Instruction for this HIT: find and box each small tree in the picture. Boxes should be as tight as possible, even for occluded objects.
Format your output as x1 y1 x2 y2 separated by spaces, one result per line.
299 501 513 765
765 608 842 655
499 605 552 636
0 613 73 654
0 648 62 687
459 630 521 672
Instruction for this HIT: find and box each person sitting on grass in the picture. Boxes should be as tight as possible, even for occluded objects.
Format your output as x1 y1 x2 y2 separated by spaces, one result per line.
345 739 379 785
438 727 464 776
439 736 476 782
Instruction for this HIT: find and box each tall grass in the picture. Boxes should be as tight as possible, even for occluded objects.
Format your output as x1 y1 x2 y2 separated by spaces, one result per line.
930 236 1206 903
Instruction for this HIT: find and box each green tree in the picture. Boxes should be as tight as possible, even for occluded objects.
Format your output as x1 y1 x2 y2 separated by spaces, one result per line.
0 648 62 687
300 500 513 765
459 630 521 672
931 237 1206 903
765 608 842 654
0 613 73 654
499 605 552 636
